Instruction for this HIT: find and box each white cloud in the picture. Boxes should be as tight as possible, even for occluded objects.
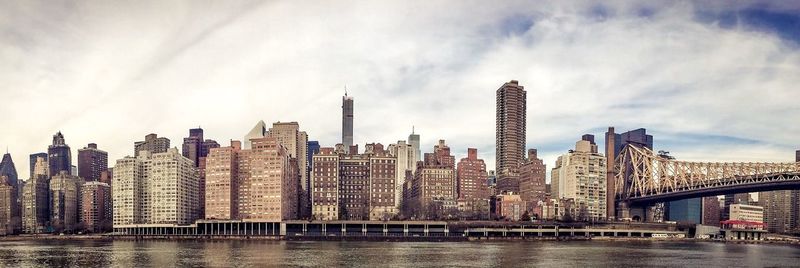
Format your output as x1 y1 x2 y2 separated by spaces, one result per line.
1 1 798 182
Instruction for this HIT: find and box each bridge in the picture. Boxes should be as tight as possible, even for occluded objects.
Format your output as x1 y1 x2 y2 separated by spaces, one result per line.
614 145 800 219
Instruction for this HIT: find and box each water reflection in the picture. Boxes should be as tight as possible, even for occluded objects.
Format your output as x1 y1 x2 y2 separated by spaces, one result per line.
0 239 797 267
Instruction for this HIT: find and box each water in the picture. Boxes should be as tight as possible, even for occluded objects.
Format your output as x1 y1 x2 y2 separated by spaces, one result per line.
0 239 798 267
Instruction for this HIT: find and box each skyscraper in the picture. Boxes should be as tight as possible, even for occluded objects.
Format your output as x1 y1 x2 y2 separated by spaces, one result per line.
519 149 546 216
456 148 489 201
182 128 205 166
389 140 413 208
49 171 82 233
496 80 526 194
342 92 354 149
204 141 240 220
81 181 112 233
112 148 199 226
267 122 309 218
22 156 49 233
243 120 267 150
0 153 20 234
48 132 72 177
408 128 420 174
551 137 607 221
77 143 108 182
29 153 47 179
133 133 170 156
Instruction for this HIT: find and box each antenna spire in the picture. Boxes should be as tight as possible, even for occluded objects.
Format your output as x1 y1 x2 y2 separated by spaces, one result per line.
345 85 348 96
412 125 415 134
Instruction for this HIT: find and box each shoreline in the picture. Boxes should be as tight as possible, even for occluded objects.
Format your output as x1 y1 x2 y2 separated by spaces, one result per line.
1 234 798 246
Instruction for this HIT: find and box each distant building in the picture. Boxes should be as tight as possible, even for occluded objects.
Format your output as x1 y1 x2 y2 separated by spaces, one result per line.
242 120 267 150
28 153 47 180
604 127 653 219
723 193 751 220
759 190 798 233
181 128 220 167
50 171 82 233
307 141 321 197
267 122 309 219
496 193 526 221
551 137 607 221
77 143 108 182
405 140 456 220
204 141 240 220
133 133 170 157
388 140 414 208
0 153 20 234
113 148 199 226
311 148 339 220
456 148 489 202
665 198 702 224
729 204 764 223
23 156 50 233
203 138 298 222
519 149 546 217
342 92 354 149
496 80 526 194
81 181 112 233
702 196 721 227
408 128 421 174
48 132 72 177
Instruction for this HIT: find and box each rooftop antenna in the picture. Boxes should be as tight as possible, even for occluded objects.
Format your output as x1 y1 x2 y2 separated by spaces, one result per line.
412 125 415 134
345 85 348 96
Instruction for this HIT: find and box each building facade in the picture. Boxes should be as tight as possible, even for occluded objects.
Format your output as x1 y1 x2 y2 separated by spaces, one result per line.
267 122 309 219
551 137 607 221
22 156 50 233
389 140 414 208
759 190 798 233
49 171 82 233
496 80 527 194
519 149 546 217
311 148 339 220
133 133 170 157
243 120 267 150
729 204 764 223
81 181 112 232
702 196 722 227
77 143 108 182
0 153 20 234
204 141 240 220
496 193 526 221
456 148 489 202
405 140 456 220
112 148 199 226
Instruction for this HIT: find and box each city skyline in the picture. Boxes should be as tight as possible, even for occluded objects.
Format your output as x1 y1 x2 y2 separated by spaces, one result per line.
3 1 800 183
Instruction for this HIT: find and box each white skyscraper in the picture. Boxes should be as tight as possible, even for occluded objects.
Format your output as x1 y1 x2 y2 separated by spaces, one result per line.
243 120 267 150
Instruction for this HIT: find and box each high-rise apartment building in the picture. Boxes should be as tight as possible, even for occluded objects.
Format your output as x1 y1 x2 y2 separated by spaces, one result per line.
77 143 108 182
204 141 240 220
311 148 339 220
496 80 526 194
238 138 297 221
702 196 721 227
456 148 489 201
551 137 607 221
22 156 49 233
366 144 397 220
112 148 199 226
48 132 72 177
389 140 414 208
267 122 309 218
243 120 267 150
342 93 354 149
181 127 220 167
81 181 112 232
134 133 170 157
204 138 298 222
759 190 798 233
406 140 456 220
50 171 82 232
519 149 546 215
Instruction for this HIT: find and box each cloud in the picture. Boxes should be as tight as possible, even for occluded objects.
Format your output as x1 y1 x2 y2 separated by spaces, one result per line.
1 1 799 182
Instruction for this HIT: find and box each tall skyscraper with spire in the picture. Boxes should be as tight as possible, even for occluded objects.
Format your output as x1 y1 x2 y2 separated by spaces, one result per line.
342 91 354 150
408 127 420 174
48 132 72 177
495 80 526 194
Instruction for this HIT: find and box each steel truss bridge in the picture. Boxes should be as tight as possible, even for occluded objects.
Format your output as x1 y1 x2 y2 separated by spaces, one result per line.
615 145 800 205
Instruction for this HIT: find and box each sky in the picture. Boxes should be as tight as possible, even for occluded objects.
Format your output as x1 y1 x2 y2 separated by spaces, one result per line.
1 1 800 182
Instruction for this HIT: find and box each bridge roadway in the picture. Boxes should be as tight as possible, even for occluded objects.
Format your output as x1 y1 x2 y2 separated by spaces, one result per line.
112 220 686 239
623 172 800 205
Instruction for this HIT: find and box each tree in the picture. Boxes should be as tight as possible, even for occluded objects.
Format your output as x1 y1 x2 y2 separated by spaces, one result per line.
520 211 531 222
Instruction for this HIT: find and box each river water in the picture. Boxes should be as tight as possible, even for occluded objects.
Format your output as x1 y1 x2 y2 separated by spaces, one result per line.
0 239 798 267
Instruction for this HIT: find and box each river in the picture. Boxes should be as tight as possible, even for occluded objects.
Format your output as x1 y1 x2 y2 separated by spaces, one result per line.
0 240 798 267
